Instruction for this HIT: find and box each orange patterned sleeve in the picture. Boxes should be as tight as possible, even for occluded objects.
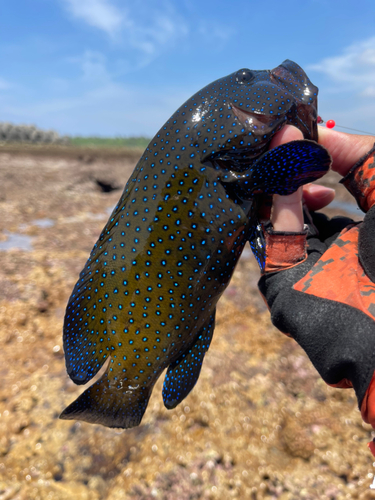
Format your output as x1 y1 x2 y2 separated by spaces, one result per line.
341 145 375 213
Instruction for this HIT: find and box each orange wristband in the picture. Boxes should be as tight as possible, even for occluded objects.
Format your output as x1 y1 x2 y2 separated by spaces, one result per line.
264 229 307 274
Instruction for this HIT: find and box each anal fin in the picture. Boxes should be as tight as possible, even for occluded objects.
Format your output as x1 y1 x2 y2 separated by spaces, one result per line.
162 312 216 410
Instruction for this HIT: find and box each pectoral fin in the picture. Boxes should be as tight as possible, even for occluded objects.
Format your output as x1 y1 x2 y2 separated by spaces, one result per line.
221 140 331 199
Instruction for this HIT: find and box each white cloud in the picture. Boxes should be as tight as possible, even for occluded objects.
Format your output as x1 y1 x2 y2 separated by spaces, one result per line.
123 11 188 65
361 86 375 97
68 50 112 84
62 0 123 36
0 77 11 90
308 36 375 95
60 0 189 68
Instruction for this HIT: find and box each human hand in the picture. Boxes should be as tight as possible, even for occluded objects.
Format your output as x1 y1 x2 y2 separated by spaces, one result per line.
259 124 375 456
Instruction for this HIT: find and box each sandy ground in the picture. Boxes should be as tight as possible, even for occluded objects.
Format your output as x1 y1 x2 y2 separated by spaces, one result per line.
0 145 373 500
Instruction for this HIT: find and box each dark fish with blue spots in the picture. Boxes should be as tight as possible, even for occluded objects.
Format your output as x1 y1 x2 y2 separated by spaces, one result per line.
61 60 331 428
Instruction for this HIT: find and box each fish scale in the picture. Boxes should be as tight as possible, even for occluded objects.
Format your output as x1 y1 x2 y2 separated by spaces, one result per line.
61 60 331 428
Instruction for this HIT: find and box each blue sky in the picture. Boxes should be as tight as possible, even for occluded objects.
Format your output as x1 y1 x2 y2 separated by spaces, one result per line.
1 0 375 137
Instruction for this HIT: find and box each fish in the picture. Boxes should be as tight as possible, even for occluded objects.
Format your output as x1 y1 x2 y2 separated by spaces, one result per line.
61 60 331 428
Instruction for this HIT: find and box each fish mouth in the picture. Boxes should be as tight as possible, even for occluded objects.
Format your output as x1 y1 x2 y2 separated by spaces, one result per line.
231 104 284 127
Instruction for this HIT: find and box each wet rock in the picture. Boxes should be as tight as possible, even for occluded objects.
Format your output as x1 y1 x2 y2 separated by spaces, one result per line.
94 178 120 193
278 412 315 460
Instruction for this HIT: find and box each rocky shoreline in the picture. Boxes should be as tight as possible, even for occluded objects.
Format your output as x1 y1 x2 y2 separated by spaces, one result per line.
0 147 371 500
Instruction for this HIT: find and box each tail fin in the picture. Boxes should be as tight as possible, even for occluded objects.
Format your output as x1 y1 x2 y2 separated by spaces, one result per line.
60 372 151 429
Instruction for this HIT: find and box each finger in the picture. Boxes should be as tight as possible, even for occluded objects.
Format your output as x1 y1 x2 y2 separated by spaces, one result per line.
269 125 335 231
271 187 304 232
303 184 335 211
272 185 335 230
269 126 305 232
318 126 375 177
269 124 303 149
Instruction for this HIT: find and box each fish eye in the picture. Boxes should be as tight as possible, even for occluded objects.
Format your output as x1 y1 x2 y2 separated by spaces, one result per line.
235 69 255 83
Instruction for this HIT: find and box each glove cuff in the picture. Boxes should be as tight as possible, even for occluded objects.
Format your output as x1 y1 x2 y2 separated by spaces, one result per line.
263 223 308 273
341 143 375 212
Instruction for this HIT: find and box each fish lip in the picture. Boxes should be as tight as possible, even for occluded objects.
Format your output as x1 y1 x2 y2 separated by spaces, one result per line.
231 104 287 124
230 103 286 152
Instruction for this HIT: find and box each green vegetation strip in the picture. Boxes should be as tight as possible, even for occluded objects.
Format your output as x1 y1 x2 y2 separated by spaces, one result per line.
69 136 150 149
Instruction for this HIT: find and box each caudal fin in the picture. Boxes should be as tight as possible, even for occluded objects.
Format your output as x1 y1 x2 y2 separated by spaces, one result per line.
60 372 151 429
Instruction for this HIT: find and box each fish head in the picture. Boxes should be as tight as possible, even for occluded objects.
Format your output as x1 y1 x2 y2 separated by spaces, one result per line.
180 60 318 172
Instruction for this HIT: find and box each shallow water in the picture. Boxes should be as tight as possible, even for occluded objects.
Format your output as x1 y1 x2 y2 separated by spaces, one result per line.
328 199 364 218
1 219 55 252
0 230 34 251
31 218 55 228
